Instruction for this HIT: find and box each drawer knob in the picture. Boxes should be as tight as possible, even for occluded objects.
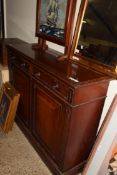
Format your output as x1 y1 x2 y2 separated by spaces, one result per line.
52 83 59 90
35 72 41 78
21 63 26 67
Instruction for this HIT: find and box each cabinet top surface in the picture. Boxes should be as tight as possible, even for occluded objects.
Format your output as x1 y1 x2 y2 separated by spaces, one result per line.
7 40 112 86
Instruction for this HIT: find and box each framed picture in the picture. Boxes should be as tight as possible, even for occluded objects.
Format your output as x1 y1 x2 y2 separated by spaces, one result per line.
0 82 20 133
36 0 77 47
82 94 117 175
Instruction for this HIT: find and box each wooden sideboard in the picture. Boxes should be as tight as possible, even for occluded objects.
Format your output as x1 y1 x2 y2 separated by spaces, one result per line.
6 39 112 175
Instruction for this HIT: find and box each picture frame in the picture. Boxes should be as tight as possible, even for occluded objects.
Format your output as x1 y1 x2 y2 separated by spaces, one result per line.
82 94 117 175
36 0 77 48
0 82 20 133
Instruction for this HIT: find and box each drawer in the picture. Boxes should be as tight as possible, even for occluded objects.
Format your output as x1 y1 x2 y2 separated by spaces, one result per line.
13 56 32 74
33 67 72 102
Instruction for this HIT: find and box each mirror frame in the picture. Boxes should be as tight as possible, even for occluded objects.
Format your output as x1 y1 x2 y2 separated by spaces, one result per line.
69 0 117 78
36 0 77 53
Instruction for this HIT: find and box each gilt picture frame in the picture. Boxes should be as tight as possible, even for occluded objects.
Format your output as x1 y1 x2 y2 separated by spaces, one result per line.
0 82 20 133
36 0 77 47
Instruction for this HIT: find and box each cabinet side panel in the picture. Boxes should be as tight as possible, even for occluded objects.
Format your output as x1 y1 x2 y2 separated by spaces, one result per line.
63 98 105 171
73 80 110 105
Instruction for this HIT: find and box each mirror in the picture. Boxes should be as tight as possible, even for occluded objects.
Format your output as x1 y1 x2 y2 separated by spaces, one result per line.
73 0 117 68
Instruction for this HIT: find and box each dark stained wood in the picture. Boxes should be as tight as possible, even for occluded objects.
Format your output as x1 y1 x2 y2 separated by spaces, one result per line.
11 64 31 128
0 38 27 66
32 80 67 166
63 98 106 171
33 65 70 100
6 39 112 175
32 38 48 51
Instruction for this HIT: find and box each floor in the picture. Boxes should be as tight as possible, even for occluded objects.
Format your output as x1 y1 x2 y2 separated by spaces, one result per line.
0 123 81 175
0 123 51 175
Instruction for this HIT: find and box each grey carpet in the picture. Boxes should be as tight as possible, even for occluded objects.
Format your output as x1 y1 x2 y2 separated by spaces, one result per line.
0 123 52 175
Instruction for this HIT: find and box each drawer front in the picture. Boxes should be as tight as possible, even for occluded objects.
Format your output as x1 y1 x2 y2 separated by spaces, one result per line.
33 66 72 102
11 53 32 74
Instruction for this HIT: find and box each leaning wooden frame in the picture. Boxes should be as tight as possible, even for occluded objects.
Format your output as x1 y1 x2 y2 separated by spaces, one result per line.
0 82 20 133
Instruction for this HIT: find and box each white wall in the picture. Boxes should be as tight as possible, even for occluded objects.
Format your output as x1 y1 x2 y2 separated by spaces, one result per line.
5 0 37 43
5 0 81 53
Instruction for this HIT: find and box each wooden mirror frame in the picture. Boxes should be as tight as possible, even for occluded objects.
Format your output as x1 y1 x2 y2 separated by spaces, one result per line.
69 0 117 78
36 0 77 54
69 0 88 57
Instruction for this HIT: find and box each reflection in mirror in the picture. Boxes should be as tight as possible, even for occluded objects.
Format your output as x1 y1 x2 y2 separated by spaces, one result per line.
76 0 117 67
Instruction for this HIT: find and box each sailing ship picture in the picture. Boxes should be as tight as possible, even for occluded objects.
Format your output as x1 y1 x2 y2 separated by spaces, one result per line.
40 0 67 39
47 0 58 27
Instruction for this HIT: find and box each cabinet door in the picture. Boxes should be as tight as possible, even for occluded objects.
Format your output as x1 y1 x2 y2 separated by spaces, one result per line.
12 65 31 128
32 81 67 162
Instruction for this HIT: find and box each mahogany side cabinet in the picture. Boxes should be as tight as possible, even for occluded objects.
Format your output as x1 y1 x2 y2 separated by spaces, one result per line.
6 39 112 175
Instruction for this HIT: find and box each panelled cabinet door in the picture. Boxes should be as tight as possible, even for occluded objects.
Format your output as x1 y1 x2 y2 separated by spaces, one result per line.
32 81 67 163
12 65 31 128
